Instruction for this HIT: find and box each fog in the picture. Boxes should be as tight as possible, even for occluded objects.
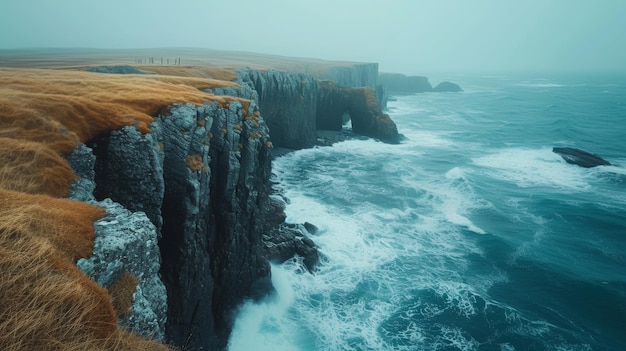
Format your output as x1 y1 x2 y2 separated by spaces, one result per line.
1 0 625 74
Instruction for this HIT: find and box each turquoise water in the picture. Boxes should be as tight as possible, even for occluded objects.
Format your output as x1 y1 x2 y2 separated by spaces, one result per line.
229 74 626 350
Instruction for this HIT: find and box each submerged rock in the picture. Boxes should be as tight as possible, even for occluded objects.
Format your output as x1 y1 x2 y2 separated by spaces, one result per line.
553 147 611 168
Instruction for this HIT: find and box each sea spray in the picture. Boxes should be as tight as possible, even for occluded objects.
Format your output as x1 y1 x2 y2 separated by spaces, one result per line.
228 265 299 351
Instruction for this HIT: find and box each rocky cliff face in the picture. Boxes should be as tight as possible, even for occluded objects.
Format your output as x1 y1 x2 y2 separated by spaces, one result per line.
323 63 379 89
317 81 399 143
226 68 398 149
237 69 320 149
378 73 463 94
74 99 276 350
64 65 398 351
378 73 433 93
156 101 276 350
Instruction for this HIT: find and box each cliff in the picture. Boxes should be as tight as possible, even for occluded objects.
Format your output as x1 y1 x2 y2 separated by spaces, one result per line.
378 72 463 94
0 68 230 350
215 68 398 149
317 81 399 143
322 63 379 89
0 53 399 350
378 72 433 93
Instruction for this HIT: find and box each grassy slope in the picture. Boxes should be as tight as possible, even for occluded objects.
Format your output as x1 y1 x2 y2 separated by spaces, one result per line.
0 64 244 350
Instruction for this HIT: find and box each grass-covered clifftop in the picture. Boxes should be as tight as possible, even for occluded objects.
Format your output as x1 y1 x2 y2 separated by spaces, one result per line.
0 47 393 350
0 67 242 350
0 47 379 86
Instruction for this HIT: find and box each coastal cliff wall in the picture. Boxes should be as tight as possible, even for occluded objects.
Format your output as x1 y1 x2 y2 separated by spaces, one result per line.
322 63 379 88
237 69 320 149
217 68 398 149
82 99 275 350
378 72 463 94
0 63 399 351
0 69 235 350
378 72 433 93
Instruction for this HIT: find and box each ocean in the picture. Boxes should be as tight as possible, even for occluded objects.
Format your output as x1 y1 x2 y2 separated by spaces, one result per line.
228 74 626 351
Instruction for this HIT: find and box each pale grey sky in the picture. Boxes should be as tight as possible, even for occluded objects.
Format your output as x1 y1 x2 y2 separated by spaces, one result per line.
1 0 625 74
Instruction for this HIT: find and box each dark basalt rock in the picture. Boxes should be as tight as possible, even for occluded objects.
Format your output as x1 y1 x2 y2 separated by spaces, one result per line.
316 81 400 144
264 223 320 273
153 101 274 350
348 87 400 144
83 99 277 350
303 222 319 235
432 81 463 92
553 147 611 168
88 126 165 232
233 69 400 148
237 69 319 149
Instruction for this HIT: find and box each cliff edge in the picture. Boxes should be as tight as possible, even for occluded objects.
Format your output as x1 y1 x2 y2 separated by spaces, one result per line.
0 50 400 350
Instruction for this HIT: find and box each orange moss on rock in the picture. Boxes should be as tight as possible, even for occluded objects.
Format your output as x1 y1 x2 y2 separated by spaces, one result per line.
108 271 139 318
185 154 206 172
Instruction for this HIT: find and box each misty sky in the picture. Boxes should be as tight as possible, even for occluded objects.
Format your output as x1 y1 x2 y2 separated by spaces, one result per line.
1 0 625 74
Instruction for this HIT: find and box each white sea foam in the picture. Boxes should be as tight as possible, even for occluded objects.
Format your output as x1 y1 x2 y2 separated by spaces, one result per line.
401 130 457 149
229 136 500 350
472 147 591 190
228 266 300 351
436 167 487 234
516 82 565 88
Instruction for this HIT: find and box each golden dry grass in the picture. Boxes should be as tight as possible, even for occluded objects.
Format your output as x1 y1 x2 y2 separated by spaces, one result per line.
135 65 238 81
0 223 117 347
0 68 238 145
0 224 175 351
0 189 105 262
0 67 252 349
0 137 78 196
0 68 250 196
